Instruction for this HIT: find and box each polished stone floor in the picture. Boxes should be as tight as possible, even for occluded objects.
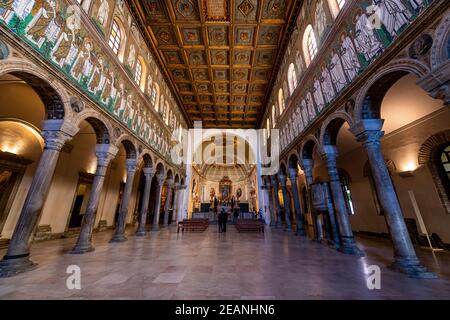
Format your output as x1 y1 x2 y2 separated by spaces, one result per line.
0 226 449 299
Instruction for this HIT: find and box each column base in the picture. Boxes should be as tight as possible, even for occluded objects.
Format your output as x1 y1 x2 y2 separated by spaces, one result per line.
152 225 160 231
109 234 128 243
296 228 306 237
337 237 365 257
0 254 37 278
135 230 147 237
390 258 438 279
69 243 95 254
284 227 292 232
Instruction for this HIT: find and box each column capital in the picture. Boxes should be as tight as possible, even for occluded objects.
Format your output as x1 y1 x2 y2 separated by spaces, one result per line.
288 167 298 179
143 167 154 178
41 130 73 151
174 182 181 190
125 158 138 173
350 120 385 147
166 178 174 188
270 175 278 184
156 173 166 184
95 144 118 167
278 174 287 186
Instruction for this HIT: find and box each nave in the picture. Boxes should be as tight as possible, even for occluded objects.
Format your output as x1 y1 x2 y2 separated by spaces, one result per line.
0 226 449 300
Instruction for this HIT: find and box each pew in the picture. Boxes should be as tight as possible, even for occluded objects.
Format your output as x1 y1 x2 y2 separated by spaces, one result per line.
177 219 209 233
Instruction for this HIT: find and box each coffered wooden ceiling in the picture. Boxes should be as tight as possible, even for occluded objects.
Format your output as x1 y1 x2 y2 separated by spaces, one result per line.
127 0 302 128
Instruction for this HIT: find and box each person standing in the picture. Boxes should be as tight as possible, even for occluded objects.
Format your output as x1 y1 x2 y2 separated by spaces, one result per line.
219 208 228 233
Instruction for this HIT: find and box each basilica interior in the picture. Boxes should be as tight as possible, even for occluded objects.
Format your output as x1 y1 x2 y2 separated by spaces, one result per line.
0 0 449 300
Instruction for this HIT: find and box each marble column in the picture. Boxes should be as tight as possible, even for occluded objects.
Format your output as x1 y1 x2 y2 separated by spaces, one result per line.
163 178 174 226
0 122 76 277
179 185 187 222
176 185 186 223
322 145 364 256
71 144 118 253
110 158 137 243
135 167 154 236
288 168 306 236
267 181 276 227
351 120 436 278
270 176 283 228
172 183 180 223
261 184 271 225
152 174 165 231
301 159 323 241
278 174 292 232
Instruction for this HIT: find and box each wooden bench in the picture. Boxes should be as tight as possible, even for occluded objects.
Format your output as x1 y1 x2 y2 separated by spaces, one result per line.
177 219 209 233
235 219 265 233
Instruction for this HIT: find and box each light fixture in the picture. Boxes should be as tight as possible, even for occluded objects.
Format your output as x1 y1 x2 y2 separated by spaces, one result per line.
399 170 415 178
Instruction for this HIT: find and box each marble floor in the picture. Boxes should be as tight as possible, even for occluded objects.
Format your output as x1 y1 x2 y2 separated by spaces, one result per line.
0 226 449 300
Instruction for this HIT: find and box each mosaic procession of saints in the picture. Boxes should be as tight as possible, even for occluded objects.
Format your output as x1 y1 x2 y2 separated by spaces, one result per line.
0 0 176 156
280 0 427 151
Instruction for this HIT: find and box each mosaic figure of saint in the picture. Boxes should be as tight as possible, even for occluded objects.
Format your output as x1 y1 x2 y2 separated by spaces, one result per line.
88 55 107 94
340 34 361 81
353 11 384 63
6 0 35 25
26 0 61 48
315 0 327 40
51 13 80 67
0 0 14 22
373 0 411 38
71 39 93 82
313 78 325 112
320 67 335 104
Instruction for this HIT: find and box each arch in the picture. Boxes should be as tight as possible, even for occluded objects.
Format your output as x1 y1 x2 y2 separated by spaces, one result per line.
135 56 147 92
302 24 318 67
139 151 154 169
174 174 180 184
320 111 354 146
300 135 321 160
155 161 166 176
0 39 9 59
0 58 72 119
354 60 430 121
73 109 114 144
418 130 450 214
287 63 298 95
328 0 346 19
114 134 137 159
430 14 450 69
180 177 185 185
152 83 160 112
108 17 127 62
288 152 299 170
278 88 285 115
279 161 288 175
166 169 173 179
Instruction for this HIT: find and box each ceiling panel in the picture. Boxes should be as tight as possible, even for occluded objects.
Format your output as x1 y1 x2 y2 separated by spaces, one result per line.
128 0 301 128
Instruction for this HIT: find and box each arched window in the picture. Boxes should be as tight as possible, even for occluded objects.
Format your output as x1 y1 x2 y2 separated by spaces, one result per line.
287 63 298 95
328 0 346 19
303 25 318 66
278 88 285 115
439 144 450 197
151 83 160 111
271 105 276 128
339 169 355 215
108 18 126 62
135 59 142 84
77 0 92 12
108 20 122 55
